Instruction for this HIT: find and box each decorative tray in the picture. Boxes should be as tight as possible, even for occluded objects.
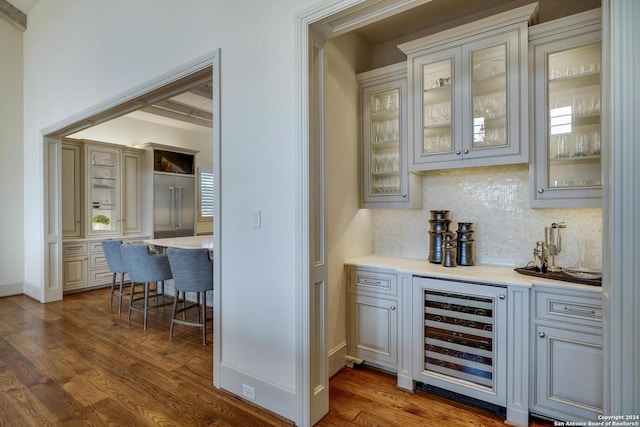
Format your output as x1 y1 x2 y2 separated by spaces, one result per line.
514 266 601 287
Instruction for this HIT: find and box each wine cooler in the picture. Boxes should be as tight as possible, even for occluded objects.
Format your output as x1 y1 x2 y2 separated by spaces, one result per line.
413 277 507 407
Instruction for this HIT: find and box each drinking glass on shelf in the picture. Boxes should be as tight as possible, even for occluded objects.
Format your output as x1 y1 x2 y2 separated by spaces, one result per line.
591 130 601 155
574 132 590 156
441 103 451 123
573 98 584 117
374 97 382 113
427 105 440 125
484 94 496 117
557 135 570 158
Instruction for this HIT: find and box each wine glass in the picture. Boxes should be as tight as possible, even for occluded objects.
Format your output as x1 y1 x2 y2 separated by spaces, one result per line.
427 105 440 125
441 103 451 123
484 94 496 117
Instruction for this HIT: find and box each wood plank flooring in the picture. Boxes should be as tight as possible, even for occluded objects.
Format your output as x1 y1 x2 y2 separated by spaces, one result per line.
0 288 553 426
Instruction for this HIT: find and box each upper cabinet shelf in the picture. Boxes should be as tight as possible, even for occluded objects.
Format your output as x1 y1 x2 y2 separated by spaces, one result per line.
399 3 537 171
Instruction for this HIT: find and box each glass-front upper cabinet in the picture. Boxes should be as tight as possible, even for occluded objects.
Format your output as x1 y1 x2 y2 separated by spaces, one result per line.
529 9 602 207
357 63 422 209
471 43 508 151
400 4 535 171
86 144 121 236
422 57 454 156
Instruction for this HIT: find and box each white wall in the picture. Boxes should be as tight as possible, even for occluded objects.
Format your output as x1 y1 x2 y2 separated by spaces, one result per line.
0 18 24 297
325 33 374 375
22 0 316 421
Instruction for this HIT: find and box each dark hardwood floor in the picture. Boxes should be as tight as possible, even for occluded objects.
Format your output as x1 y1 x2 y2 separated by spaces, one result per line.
0 288 553 426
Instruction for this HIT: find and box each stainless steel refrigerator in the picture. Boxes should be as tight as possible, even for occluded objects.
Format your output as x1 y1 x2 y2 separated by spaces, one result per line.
153 173 195 238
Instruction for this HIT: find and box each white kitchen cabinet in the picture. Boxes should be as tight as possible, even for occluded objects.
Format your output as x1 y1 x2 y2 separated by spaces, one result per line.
62 242 89 293
87 143 122 237
62 237 149 292
529 9 602 207
85 140 145 237
61 140 83 238
357 63 422 208
530 286 603 421
347 266 398 370
121 148 144 235
399 4 535 171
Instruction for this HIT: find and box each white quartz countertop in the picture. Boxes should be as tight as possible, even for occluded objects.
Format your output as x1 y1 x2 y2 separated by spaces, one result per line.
345 255 602 292
144 235 213 251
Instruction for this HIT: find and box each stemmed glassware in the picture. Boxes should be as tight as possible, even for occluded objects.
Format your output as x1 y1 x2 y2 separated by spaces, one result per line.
441 103 451 123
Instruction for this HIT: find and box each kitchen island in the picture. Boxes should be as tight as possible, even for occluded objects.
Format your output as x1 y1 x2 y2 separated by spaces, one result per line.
144 235 213 251
345 255 603 425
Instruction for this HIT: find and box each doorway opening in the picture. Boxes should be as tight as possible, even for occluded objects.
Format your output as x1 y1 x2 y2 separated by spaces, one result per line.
41 49 222 382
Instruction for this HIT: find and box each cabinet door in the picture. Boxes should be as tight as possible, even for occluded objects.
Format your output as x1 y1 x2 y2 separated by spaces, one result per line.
359 64 422 208
348 293 398 369
529 16 601 207
87 145 121 236
409 26 526 170
122 150 143 235
63 255 88 292
533 324 603 420
411 48 462 166
463 30 522 160
61 142 82 237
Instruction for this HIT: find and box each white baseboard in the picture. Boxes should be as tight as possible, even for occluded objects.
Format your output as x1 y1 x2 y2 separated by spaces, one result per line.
0 282 23 298
328 341 347 377
218 361 297 423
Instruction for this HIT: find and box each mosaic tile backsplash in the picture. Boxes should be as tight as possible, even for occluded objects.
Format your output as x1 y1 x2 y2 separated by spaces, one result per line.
372 164 603 269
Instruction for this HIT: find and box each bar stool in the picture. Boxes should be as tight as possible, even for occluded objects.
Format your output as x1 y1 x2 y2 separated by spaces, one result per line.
121 244 173 330
101 239 130 313
166 248 213 345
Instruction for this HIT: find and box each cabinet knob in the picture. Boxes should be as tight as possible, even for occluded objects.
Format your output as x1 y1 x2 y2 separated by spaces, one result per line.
402 193 407 198
539 331 546 338
390 306 396 311
538 188 545 193
455 150 462 155
463 149 469 154
499 294 506 300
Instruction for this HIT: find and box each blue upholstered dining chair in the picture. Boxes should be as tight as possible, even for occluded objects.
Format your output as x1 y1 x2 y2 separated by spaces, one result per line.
120 244 173 330
166 247 214 345
101 239 130 313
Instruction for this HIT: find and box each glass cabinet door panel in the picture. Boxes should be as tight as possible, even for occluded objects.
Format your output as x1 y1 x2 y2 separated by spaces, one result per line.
547 43 601 189
370 88 402 195
422 58 453 155
88 147 120 234
471 43 507 149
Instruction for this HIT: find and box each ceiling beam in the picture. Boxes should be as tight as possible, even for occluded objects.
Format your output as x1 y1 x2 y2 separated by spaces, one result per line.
139 105 213 128
0 0 26 31
189 83 213 100
153 99 213 121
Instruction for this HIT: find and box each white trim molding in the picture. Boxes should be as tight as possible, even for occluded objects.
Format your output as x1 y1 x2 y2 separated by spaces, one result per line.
602 0 640 416
0 0 26 31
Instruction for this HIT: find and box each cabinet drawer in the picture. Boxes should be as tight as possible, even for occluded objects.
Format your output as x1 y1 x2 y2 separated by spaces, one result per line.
63 242 88 256
90 253 108 270
90 241 108 253
535 288 602 327
90 269 113 286
349 268 397 296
